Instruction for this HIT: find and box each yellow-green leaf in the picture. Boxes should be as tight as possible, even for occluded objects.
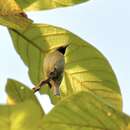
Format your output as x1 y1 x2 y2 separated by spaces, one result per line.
5 79 42 109
126 118 130 130
0 0 32 30
40 91 129 130
9 24 69 85
9 23 122 110
0 0 22 15
0 15 32 31
15 0 90 11
0 100 44 130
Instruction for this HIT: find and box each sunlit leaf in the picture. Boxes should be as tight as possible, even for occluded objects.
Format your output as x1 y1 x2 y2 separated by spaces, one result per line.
5 79 43 110
15 0 90 11
126 118 130 130
9 24 69 85
0 0 22 15
0 15 32 31
0 100 44 130
127 125 130 130
40 91 129 130
9 23 122 110
0 0 32 30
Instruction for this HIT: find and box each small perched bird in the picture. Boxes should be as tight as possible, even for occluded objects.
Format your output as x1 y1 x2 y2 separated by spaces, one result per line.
33 46 67 96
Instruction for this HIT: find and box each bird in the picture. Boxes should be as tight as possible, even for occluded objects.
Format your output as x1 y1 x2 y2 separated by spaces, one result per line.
33 46 68 96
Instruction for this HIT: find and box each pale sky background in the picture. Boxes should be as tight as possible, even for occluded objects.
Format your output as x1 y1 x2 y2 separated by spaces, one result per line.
0 0 130 114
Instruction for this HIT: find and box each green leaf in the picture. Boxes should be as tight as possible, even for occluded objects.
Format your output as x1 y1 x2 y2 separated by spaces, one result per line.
0 100 44 130
41 91 129 130
127 125 130 130
0 15 32 31
5 79 43 109
0 0 22 15
0 0 32 30
9 23 122 110
9 24 69 85
126 117 130 130
0 79 44 129
15 0 90 11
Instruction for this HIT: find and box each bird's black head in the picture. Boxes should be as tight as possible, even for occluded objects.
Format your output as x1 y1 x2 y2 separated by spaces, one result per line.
57 45 69 55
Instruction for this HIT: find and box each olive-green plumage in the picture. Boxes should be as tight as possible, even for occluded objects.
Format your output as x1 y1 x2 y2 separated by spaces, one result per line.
43 50 65 95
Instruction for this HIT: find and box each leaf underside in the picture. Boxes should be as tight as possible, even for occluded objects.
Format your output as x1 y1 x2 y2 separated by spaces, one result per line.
0 80 129 130
6 79 42 109
9 23 122 111
0 1 128 130
0 0 32 30
0 0 22 15
41 91 129 130
15 0 90 11
0 79 45 130
0 100 44 130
